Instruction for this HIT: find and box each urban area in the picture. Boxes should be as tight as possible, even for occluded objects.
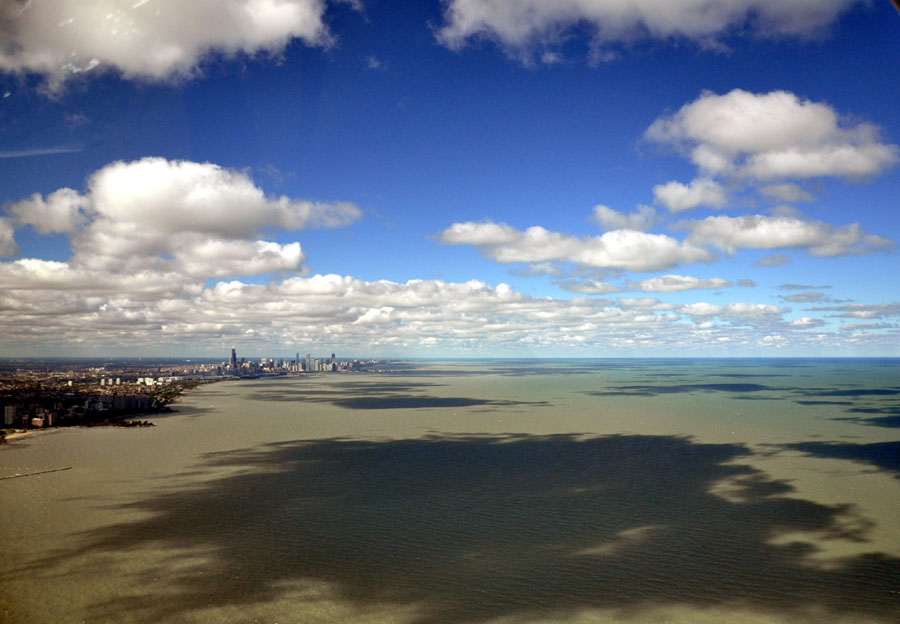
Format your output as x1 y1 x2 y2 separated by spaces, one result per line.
1 349 378 439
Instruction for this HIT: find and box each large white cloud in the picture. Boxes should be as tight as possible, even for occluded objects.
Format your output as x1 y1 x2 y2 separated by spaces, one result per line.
646 89 899 181
0 259 198 297
681 214 894 256
3 157 361 279
440 220 713 272
437 0 859 61
0 0 332 89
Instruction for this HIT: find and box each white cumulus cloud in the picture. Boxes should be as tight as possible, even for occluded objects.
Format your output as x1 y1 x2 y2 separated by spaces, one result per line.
557 279 621 295
0 0 333 90
682 214 894 257
436 0 859 62
634 274 732 293
645 89 899 181
3 157 361 283
0 218 18 257
7 188 91 233
440 220 713 272
591 204 656 231
653 178 726 212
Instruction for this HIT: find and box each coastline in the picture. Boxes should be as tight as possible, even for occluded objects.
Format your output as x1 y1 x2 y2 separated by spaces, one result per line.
1 378 224 445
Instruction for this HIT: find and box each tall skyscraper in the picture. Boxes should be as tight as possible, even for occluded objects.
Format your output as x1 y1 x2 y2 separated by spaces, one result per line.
230 348 237 372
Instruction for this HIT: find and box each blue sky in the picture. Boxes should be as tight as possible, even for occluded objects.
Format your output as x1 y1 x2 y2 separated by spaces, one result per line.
0 0 898 357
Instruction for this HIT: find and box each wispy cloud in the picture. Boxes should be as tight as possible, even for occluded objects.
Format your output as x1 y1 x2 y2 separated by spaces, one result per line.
0 146 83 159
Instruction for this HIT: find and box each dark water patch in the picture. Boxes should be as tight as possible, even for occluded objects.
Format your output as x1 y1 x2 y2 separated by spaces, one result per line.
20 434 900 623
847 406 900 414
632 372 688 377
803 389 900 398
329 396 549 410
834 416 900 429
586 383 773 397
794 400 855 406
250 380 447 393
784 441 900 478
244 387 549 410
713 374 791 378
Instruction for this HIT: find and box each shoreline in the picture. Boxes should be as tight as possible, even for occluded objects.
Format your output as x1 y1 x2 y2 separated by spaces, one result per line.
1 379 222 444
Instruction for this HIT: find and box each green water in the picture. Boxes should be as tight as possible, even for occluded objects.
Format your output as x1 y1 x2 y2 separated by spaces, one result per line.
1 359 898 623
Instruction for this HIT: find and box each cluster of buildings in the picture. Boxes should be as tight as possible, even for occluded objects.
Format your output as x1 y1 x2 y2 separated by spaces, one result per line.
222 348 368 377
3 394 153 428
0 349 381 433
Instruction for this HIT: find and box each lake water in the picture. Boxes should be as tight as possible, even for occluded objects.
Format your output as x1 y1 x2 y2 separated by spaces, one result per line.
2 359 899 623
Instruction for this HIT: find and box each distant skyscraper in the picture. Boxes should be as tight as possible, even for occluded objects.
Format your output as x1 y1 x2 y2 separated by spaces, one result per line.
230 348 237 372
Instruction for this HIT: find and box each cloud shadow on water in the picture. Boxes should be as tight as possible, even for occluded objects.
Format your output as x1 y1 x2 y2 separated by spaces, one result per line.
243 382 549 410
16 434 900 623
783 441 900 478
585 383 774 397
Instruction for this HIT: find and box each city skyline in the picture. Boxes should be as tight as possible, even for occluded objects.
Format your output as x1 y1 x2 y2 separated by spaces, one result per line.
1 1 899 357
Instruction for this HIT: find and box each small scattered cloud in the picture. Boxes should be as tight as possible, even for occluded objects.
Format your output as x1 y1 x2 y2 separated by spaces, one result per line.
780 292 829 303
778 283 832 290
737 279 756 287
759 183 814 202
653 178 726 212
365 56 384 69
839 322 895 332
65 112 90 127
591 204 655 231
754 253 791 267
617 297 676 311
678 302 783 319
631 274 732 293
556 280 622 295
791 317 825 328
810 302 900 319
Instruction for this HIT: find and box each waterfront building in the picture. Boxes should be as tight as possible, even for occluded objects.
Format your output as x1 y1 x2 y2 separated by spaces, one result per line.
4 405 19 426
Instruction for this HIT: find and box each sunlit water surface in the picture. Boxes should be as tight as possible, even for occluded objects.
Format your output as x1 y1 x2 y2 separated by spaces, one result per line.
2 359 899 623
